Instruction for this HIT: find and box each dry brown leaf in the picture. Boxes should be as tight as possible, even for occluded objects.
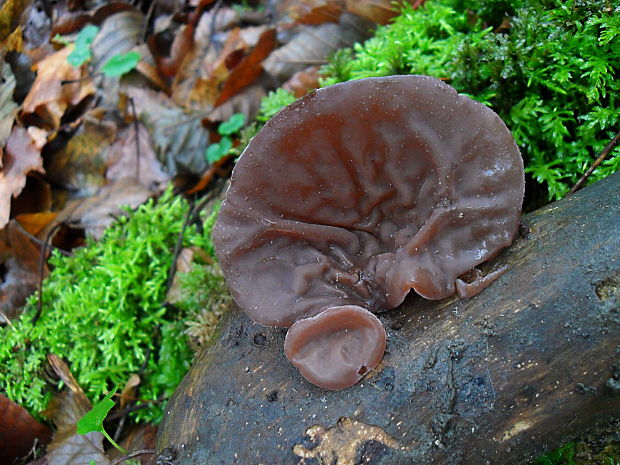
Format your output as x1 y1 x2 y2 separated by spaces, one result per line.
215 27 276 106
60 178 152 239
285 0 345 25
51 2 136 36
3 24 23 51
21 46 96 128
207 83 265 125
153 22 195 78
43 357 110 465
119 374 141 409
15 211 57 236
91 10 144 71
0 393 52 463
124 86 209 176
0 220 47 320
166 247 195 305
0 126 45 228
263 14 371 81
46 116 116 198
171 26 243 111
46 432 110 465
105 123 169 192
346 0 416 24
282 65 322 97
109 424 157 465
0 0 30 42
90 10 145 109
0 59 18 165
193 6 240 40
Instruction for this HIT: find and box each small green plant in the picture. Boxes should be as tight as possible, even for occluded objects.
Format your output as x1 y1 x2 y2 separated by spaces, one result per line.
67 24 99 67
206 113 246 164
77 389 126 454
0 189 223 423
100 51 141 77
64 24 142 77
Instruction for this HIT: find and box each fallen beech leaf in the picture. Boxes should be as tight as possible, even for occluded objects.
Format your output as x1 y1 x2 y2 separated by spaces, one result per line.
0 220 47 320
63 178 152 239
43 356 110 465
206 83 265 126
47 432 110 465
105 123 169 192
119 374 141 409
51 2 136 37
46 116 117 198
90 10 144 108
21 46 96 128
10 173 52 219
3 24 23 51
165 247 195 305
263 14 372 81
0 0 30 41
346 0 415 24
15 211 58 237
91 11 143 72
124 86 209 175
284 0 345 25
0 394 52 463
152 22 195 78
215 28 276 106
282 65 322 97
0 59 17 164
112 424 157 465
0 126 45 228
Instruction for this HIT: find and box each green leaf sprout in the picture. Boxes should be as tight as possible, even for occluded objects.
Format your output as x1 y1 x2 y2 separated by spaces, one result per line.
218 113 245 136
77 389 127 453
101 51 141 77
67 25 100 67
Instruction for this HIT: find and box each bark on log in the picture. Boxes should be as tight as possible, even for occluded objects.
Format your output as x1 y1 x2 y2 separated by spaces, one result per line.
156 172 620 465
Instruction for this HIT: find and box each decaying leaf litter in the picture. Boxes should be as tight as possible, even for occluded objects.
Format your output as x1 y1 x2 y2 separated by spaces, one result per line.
0 0 408 463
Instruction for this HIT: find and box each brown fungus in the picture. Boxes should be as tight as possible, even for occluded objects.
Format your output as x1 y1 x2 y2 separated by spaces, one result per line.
213 75 525 390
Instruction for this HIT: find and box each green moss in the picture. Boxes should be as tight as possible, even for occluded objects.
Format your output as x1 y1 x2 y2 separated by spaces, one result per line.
0 189 223 423
321 0 620 201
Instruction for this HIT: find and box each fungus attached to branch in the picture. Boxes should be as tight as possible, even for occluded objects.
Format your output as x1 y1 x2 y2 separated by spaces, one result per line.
213 75 525 390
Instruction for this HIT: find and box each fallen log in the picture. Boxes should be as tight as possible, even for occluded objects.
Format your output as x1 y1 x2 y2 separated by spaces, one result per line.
156 171 620 465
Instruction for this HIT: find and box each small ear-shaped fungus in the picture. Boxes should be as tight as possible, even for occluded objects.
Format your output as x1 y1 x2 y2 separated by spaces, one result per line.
213 75 524 390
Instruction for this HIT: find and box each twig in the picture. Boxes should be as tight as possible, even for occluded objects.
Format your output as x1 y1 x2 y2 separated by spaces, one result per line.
568 130 620 195
129 97 141 183
31 222 65 326
164 199 195 295
0 310 16 330
110 449 156 465
141 0 157 43
13 220 72 257
61 74 100 85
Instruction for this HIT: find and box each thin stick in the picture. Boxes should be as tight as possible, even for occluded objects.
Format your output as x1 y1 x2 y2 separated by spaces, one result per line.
110 449 156 465
13 220 72 257
568 130 620 195
31 222 65 326
0 310 16 330
129 97 141 183
60 74 100 85
165 199 195 295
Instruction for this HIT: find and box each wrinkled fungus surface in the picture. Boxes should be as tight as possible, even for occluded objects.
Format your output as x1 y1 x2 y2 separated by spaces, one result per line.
213 75 525 390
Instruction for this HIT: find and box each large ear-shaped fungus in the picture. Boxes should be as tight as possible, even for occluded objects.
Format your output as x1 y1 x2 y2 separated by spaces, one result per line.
213 75 525 390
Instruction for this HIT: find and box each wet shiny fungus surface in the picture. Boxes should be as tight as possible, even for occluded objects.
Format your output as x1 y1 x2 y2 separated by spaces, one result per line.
213 75 525 390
